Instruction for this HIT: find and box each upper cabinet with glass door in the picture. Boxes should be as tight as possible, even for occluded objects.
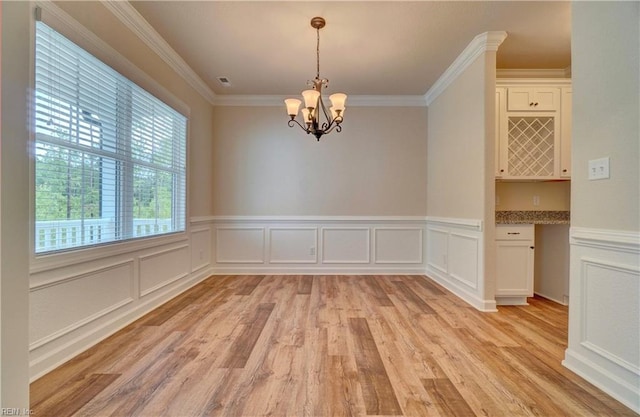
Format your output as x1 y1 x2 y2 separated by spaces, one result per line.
496 79 572 180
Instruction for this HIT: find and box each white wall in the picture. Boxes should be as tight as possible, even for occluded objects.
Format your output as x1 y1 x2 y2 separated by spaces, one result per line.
564 2 640 413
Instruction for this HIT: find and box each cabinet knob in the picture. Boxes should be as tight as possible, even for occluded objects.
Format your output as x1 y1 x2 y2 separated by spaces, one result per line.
529 102 535 106
507 232 521 235
562 169 567 172
530 246 535 249
500 169 504 173
534 102 539 106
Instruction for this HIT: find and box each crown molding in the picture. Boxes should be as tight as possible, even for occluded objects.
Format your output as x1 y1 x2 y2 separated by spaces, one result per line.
496 78 572 87
497 68 572 79
212 95 427 107
424 31 507 106
100 1 217 105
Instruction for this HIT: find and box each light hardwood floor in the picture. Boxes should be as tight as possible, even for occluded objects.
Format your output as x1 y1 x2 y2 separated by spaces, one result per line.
31 275 636 416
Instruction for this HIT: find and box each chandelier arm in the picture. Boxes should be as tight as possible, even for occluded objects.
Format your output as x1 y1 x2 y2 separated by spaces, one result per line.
288 118 312 133
322 122 342 135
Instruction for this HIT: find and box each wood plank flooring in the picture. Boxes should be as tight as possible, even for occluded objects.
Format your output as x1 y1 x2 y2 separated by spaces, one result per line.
31 275 636 417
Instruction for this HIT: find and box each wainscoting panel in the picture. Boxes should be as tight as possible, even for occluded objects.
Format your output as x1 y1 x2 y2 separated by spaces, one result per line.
269 228 317 264
190 226 212 272
210 216 427 274
29 219 215 381
374 228 423 264
426 227 449 274
216 227 265 263
322 227 370 264
30 259 135 350
448 232 480 289
564 227 640 413
139 244 190 297
425 217 493 311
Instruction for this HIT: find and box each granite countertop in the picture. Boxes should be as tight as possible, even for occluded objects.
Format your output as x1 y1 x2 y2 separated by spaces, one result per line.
496 210 570 225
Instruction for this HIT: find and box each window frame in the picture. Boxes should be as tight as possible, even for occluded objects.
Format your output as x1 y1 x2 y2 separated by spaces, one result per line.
30 6 191 265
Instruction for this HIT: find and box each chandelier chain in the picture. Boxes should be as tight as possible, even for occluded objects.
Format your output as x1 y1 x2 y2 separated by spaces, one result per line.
316 27 320 79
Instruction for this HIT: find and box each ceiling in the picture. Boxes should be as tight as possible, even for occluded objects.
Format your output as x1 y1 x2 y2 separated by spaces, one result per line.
129 1 571 97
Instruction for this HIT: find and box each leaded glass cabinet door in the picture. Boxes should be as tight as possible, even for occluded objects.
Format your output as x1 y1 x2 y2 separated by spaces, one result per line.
499 112 559 179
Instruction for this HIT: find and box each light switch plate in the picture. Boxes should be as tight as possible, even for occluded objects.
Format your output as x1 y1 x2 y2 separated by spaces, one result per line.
588 157 610 180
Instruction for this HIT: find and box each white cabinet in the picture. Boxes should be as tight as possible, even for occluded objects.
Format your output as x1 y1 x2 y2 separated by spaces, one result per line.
507 87 559 111
496 80 571 180
495 224 535 305
560 87 572 178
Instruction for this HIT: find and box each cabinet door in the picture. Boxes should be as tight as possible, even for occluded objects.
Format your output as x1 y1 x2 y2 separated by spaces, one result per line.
503 112 560 178
560 87 572 178
507 87 559 111
496 240 534 296
495 88 506 177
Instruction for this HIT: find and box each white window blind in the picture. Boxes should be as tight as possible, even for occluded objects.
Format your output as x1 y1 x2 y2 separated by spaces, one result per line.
34 21 187 253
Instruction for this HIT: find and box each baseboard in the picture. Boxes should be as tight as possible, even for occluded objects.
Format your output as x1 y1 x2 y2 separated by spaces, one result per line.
426 266 497 312
563 349 640 414
495 296 529 306
29 267 213 381
211 266 428 275
534 291 568 306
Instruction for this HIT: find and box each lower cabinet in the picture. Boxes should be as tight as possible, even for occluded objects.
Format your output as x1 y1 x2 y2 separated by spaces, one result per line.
495 224 535 305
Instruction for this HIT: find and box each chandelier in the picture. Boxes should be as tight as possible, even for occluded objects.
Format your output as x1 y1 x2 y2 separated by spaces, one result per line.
284 17 347 141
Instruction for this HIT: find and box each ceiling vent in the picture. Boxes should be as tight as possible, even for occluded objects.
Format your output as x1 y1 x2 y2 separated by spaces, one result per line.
217 76 232 87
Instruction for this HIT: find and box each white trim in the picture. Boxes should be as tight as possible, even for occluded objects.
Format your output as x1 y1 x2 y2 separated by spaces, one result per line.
29 298 133 351
373 227 424 264
208 215 427 225
30 258 134 290
425 31 507 105
215 227 265 264
571 227 640 253
426 266 497 312
100 0 217 104
426 216 483 231
30 232 189 275
210 267 427 275
563 350 640 414
579 256 640 376
268 227 318 264
211 94 427 107
496 78 572 87
29 266 214 381
138 244 190 297
497 69 572 79
321 227 371 264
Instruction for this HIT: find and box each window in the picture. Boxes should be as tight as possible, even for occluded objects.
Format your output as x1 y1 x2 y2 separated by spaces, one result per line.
34 21 187 253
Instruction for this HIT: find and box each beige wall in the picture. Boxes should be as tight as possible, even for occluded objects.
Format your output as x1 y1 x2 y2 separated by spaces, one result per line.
426 49 498 301
55 1 215 217
211 106 428 216
571 2 639 231
496 181 571 211
426 57 492 219
1 1 30 408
